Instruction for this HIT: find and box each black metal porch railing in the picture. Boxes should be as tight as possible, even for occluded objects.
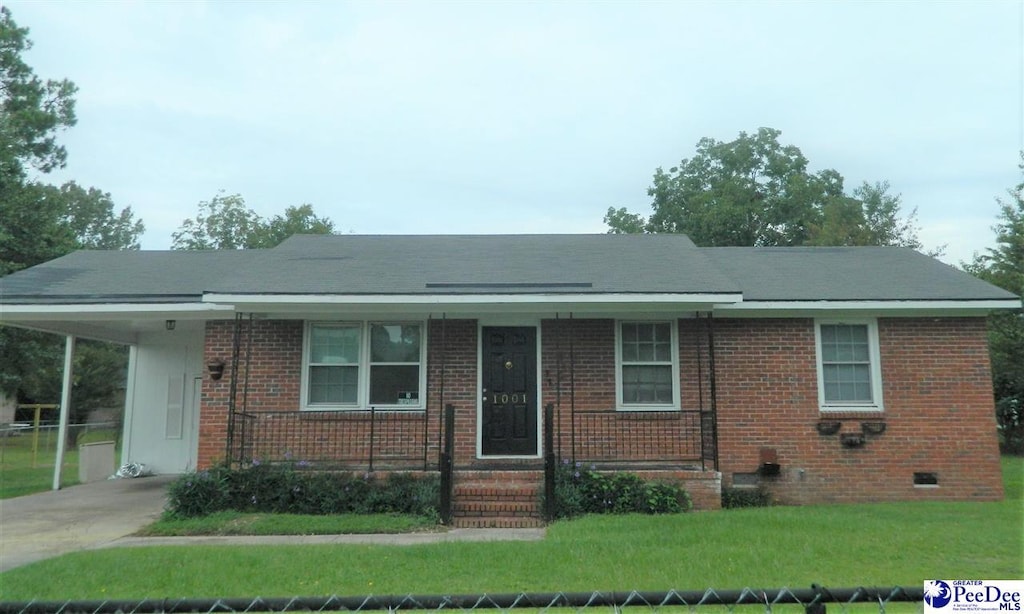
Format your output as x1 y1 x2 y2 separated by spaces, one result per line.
567 409 703 466
228 408 432 471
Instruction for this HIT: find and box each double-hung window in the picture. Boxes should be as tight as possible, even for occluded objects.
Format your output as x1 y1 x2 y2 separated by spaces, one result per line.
616 321 679 410
815 320 883 412
304 322 424 409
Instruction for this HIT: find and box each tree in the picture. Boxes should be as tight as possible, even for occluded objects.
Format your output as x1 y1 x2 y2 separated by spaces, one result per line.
0 6 77 179
605 127 925 250
0 181 143 275
172 192 335 250
964 153 1024 453
0 7 142 439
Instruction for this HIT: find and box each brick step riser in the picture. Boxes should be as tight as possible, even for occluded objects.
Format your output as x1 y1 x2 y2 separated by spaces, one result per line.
456 474 544 489
454 487 540 497
451 517 546 529
454 501 540 513
449 471 547 527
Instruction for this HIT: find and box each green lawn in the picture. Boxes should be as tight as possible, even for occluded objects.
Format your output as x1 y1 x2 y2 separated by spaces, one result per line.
1 457 1020 601
138 511 440 536
0 428 119 499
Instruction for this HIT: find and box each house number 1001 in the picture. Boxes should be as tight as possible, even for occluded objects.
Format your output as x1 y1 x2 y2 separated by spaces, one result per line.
492 394 525 404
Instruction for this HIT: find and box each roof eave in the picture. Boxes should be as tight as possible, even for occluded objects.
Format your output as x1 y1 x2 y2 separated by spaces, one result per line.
714 298 1022 317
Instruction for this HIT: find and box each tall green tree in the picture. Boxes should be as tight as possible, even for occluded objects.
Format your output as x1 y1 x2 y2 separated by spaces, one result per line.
964 154 1024 453
0 7 142 436
0 6 77 180
606 127 924 249
172 192 335 250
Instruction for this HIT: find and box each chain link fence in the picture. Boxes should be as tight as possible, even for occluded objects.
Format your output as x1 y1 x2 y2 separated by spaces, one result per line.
0 586 924 614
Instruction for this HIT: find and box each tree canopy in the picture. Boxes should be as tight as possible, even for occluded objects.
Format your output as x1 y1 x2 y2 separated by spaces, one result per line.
963 154 1024 453
0 6 77 179
605 127 924 250
171 192 335 250
0 7 142 427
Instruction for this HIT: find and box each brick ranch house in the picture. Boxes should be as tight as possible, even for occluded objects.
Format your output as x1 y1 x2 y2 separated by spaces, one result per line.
1 234 1019 525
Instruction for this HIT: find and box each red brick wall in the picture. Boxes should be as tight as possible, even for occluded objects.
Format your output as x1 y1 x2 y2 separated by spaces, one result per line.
713 317 1004 503
196 315 1002 505
426 319 478 465
198 319 304 467
198 318 477 469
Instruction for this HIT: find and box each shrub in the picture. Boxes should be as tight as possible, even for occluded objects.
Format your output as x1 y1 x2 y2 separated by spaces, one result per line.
165 462 440 520
165 466 231 518
550 459 691 519
721 486 772 509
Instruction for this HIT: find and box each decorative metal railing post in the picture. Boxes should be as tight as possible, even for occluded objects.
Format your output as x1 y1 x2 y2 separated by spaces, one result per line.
543 404 556 521
225 313 244 465
706 313 720 471
439 404 455 524
368 406 376 472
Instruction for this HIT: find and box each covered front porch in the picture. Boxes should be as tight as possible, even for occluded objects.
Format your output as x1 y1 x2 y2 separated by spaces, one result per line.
215 312 725 524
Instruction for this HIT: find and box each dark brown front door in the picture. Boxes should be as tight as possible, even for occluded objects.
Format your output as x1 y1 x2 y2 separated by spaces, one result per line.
481 326 537 456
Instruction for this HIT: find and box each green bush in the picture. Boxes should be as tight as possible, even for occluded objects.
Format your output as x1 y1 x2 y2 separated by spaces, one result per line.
166 466 232 517
550 459 691 519
721 486 772 509
165 462 440 520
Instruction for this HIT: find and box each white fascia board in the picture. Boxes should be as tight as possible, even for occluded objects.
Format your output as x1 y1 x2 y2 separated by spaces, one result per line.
203 292 743 305
715 298 1021 317
0 302 236 320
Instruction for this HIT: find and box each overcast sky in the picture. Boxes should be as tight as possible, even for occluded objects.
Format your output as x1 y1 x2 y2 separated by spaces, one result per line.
8 1 1023 265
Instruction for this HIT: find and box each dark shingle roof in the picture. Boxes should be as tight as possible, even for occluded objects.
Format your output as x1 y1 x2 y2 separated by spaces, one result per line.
0 250 258 303
704 246 1018 301
0 235 1017 305
0 234 738 303
218 234 739 295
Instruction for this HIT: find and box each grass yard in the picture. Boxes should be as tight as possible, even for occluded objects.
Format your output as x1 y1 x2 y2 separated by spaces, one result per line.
0 428 120 499
137 511 441 536
1 457 1019 601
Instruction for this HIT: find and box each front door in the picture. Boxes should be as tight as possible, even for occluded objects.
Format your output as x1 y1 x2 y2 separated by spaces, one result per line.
481 327 537 456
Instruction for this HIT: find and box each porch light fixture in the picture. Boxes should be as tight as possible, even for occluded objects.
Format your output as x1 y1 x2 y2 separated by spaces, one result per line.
207 359 226 381
165 320 176 331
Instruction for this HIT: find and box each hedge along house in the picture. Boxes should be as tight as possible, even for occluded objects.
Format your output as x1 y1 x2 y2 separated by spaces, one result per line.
0 234 1019 524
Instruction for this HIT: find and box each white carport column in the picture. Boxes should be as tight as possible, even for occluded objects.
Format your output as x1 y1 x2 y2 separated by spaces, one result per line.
52 335 75 491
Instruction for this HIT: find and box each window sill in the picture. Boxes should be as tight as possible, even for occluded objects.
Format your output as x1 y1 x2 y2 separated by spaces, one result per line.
300 406 426 413
819 405 883 416
615 406 680 413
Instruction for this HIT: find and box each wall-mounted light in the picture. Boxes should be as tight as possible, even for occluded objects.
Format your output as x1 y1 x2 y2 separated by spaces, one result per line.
207 359 226 381
165 320 176 331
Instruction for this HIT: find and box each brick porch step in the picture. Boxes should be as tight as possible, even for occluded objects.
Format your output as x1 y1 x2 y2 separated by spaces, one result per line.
451 470 545 528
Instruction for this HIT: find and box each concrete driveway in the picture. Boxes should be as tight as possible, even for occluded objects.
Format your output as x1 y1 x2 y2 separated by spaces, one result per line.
0 475 174 572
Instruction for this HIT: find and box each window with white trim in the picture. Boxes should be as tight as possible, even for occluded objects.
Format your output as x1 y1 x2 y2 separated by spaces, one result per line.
815 320 883 412
616 321 679 409
304 322 425 409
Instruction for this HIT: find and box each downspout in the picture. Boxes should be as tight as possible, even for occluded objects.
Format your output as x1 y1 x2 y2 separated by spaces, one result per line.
52 335 75 490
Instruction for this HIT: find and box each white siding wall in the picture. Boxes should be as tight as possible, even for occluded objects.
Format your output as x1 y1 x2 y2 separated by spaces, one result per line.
122 329 204 474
